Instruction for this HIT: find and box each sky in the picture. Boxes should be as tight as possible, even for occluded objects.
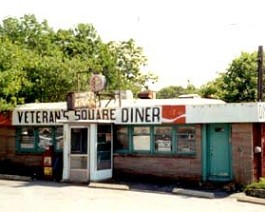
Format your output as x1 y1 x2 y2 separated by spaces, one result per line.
1 0 265 91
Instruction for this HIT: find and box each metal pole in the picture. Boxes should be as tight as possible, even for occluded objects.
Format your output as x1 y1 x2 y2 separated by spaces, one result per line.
257 46 264 180
257 46 263 101
118 68 121 107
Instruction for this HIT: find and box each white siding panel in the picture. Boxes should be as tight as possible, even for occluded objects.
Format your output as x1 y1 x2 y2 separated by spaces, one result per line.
186 103 259 123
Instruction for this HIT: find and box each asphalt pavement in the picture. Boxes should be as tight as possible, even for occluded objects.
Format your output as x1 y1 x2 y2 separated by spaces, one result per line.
1 173 265 206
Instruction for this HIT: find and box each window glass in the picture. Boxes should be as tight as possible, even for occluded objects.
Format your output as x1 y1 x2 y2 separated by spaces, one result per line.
133 126 150 151
134 126 150 134
17 126 64 153
114 126 129 152
71 128 87 154
55 127 63 150
215 127 224 133
19 127 35 149
176 125 196 154
154 126 172 152
98 124 111 133
38 127 53 150
97 124 112 170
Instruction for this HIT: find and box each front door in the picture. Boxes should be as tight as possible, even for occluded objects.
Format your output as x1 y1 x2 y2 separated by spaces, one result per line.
90 124 113 181
69 126 89 182
207 124 232 181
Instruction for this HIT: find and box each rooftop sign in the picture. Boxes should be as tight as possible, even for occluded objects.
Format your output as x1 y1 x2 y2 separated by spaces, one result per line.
11 102 265 126
67 91 95 110
89 74 106 92
12 105 188 126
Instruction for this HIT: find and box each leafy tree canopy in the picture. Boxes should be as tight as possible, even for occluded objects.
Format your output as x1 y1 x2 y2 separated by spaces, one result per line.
199 52 259 102
157 51 261 103
0 14 156 110
156 81 198 99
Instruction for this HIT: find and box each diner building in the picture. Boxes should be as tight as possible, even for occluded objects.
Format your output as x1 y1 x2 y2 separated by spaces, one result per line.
0 93 265 186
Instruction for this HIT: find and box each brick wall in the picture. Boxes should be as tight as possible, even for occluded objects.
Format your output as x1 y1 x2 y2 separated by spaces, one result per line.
113 125 202 182
231 124 254 185
114 155 201 181
0 127 42 171
0 127 16 159
261 124 265 178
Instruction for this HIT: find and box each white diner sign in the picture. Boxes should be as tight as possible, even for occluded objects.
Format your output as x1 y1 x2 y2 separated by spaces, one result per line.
12 102 265 126
115 107 161 125
12 108 115 125
12 106 162 125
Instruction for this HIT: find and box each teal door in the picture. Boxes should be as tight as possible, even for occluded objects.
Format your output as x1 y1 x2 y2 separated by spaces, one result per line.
207 124 232 181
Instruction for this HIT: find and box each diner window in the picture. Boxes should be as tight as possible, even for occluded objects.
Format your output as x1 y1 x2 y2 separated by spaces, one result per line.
16 126 63 153
176 125 196 154
97 124 112 170
38 127 53 150
113 125 129 152
133 126 151 152
71 128 87 154
113 125 197 156
55 127 63 150
19 127 35 150
154 126 173 153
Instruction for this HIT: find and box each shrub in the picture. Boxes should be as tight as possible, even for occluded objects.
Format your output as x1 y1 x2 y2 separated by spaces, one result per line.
245 178 265 191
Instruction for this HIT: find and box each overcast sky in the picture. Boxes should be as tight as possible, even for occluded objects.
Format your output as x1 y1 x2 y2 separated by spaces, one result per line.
1 0 265 90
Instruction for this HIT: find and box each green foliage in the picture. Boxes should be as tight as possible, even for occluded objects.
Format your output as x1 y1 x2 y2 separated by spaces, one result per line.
199 74 224 99
199 52 259 102
158 51 260 102
221 52 258 102
0 14 154 110
245 178 265 190
156 86 185 99
107 39 157 94
156 83 199 99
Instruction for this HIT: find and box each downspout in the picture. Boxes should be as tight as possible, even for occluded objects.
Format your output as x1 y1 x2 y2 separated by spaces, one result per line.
201 124 208 181
260 124 265 177
257 46 263 179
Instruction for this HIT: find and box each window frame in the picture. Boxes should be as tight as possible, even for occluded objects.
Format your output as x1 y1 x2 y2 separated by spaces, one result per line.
16 126 63 153
16 127 38 153
153 125 174 154
113 125 130 153
113 124 197 157
132 126 152 153
175 124 196 155
97 124 112 170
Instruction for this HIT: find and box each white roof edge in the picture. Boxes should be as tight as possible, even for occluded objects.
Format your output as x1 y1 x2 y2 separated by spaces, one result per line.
14 98 225 110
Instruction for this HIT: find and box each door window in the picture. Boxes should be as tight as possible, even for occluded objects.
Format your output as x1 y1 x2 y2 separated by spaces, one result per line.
71 128 87 154
97 124 112 170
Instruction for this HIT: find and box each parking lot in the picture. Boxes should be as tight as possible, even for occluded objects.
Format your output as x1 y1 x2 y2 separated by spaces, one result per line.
0 179 264 212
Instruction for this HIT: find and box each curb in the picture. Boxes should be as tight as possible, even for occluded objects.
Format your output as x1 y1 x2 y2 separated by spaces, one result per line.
88 182 129 191
236 195 265 206
1 175 265 205
172 188 215 199
0 174 31 181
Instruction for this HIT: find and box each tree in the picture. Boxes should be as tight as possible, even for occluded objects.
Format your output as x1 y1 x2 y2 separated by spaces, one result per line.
0 15 156 110
199 52 258 102
221 52 258 102
156 83 198 99
0 37 29 109
199 74 225 99
156 86 185 99
185 80 198 94
107 39 157 95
